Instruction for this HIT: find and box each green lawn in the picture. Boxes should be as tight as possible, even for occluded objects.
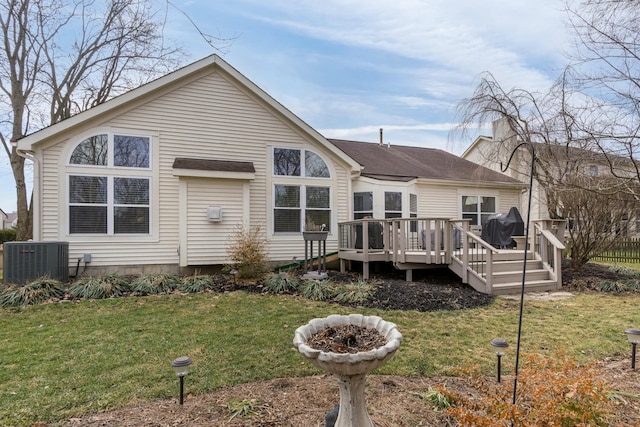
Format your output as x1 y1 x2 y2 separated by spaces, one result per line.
0 289 639 426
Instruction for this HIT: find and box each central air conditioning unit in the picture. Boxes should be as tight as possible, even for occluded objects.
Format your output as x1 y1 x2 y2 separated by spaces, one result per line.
3 241 69 285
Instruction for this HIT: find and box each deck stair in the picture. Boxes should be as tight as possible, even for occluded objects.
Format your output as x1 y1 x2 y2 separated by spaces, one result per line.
449 249 559 295
338 218 566 296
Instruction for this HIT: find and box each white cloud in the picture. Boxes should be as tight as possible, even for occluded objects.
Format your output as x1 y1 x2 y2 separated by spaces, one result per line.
239 0 568 89
0 0 572 210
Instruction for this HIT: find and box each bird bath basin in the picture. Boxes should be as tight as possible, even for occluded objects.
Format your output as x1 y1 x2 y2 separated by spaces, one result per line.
293 314 402 427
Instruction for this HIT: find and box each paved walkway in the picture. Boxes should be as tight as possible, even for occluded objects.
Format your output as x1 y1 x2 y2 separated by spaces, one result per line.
499 291 575 301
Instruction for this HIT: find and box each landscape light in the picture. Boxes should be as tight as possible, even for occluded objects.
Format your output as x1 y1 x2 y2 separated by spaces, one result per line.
171 356 192 405
229 269 238 283
490 338 509 383
625 329 640 369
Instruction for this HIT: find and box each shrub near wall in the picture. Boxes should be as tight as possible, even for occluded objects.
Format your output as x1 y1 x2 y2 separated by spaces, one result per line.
0 229 16 244
0 229 15 270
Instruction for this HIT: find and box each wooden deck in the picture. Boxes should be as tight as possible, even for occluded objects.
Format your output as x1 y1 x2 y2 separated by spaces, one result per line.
338 218 566 295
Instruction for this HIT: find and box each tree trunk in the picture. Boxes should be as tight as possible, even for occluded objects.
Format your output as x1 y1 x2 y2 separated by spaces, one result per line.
10 145 31 241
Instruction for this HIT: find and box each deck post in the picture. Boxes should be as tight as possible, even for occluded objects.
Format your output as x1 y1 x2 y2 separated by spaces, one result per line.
554 247 562 290
363 262 369 280
340 258 346 273
461 223 469 283
485 249 493 294
406 269 412 282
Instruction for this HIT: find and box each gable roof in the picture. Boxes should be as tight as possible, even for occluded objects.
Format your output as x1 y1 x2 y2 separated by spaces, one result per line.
329 139 524 186
17 55 360 172
464 135 634 171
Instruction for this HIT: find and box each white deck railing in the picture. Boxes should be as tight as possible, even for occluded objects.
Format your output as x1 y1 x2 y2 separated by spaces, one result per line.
338 217 566 292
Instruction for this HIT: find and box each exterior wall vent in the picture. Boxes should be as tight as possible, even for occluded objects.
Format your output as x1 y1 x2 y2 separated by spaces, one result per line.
206 206 223 222
3 241 69 285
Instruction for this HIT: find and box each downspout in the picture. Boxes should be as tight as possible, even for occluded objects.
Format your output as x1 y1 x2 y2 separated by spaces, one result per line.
13 139 41 241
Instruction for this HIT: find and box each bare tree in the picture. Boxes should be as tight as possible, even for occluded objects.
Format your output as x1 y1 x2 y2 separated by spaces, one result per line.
454 0 640 266
551 175 636 268
564 0 640 185
455 71 639 267
0 0 231 241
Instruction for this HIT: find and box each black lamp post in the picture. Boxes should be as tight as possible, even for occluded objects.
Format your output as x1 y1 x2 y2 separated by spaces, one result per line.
625 329 640 369
490 338 509 382
171 356 192 405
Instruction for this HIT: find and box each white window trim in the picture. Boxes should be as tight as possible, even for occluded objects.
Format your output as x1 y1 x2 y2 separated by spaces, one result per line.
61 128 159 242
460 194 498 226
67 131 152 171
384 191 403 218
273 183 332 234
67 174 152 236
272 146 332 179
353 191 373 219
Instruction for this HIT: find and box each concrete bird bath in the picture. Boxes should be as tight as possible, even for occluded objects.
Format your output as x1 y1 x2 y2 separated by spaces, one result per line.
293 314 402 427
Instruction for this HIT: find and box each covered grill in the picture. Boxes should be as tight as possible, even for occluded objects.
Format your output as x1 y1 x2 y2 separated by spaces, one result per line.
481 207 524 248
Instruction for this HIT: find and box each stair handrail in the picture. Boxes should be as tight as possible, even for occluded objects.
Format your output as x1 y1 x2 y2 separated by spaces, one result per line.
532 220 566 288
451 220 499 294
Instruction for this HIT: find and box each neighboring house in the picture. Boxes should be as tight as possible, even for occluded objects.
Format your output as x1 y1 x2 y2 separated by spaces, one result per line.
5 212 17 230
0 209 6 230
17 55 524 275
0 209 16 230
463 119 640 236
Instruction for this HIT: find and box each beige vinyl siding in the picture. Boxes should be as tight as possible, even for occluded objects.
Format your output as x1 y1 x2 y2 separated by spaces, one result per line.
38 68 352 268
184 178 245 265
40 143 63 240
349 181 521 220
498 189 521 213
416 185 459 217
357 182 523 220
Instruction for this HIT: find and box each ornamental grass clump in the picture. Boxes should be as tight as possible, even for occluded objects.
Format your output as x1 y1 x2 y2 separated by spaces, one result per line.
0 276 65 307
607 265 640 277
130 273 180 295
178 274 216 293
598 279 640 292
413 387 456 410
68 274 131 299
333 279 374 303
224 398 269 421
299 279 335 301
263 271 300 294
444 351 617 427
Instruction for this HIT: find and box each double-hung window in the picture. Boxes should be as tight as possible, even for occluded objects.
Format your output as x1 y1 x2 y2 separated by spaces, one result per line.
461 195 496 226
354 192 373 219
409 193 418 232
68 133 151 235
273 147 331 232
384 192 402 219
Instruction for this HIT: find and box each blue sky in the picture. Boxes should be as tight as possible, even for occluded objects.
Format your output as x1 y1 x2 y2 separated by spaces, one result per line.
0 0 571 212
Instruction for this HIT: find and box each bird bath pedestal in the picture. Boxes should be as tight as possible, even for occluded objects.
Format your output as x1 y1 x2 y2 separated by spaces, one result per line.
293 314 402 427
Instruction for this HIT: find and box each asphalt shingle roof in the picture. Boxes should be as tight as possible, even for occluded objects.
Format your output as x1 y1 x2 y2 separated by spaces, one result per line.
328 139 523 185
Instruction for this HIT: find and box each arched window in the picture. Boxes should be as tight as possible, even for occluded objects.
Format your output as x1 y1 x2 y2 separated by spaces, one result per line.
272 147 331 233
273 148 330 178
70 134 149 168
70 134 108 165
68 132 151 235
